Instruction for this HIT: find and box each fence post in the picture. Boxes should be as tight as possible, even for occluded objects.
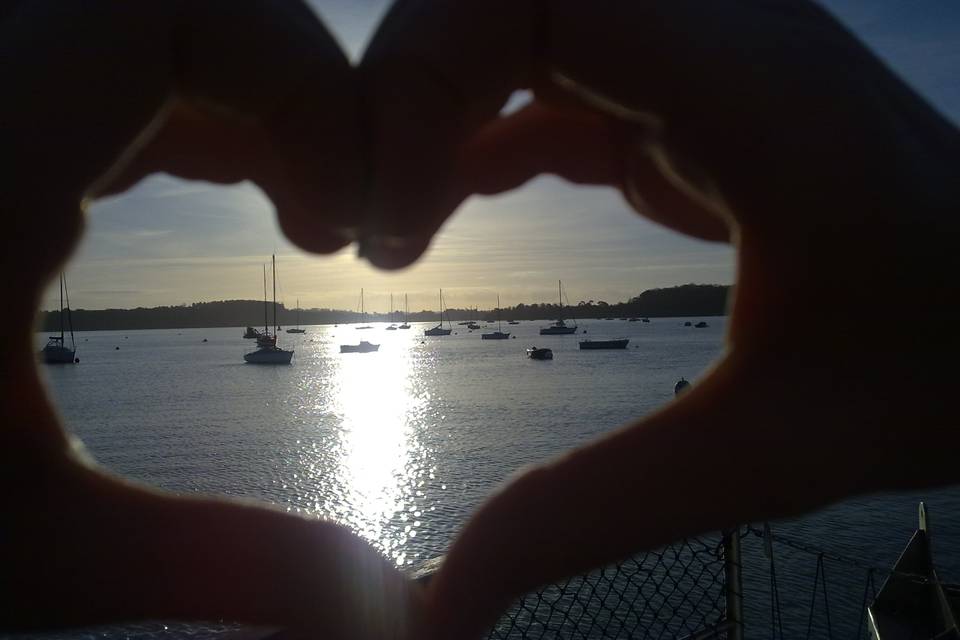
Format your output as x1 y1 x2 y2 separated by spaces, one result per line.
724 527 744 640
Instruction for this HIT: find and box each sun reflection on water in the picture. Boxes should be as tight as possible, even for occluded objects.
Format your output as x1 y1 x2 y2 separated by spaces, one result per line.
321 329 431 564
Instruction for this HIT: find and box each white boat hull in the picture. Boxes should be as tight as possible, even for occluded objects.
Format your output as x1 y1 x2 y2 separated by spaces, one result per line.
340 342 380 353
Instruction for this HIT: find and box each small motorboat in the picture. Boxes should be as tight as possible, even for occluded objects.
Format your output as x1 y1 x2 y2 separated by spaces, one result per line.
579 338 629 350
466 322 481 330
481 331 510 340
508 320 520 325
641 318 651 323
386 324 398 331
526 347 553 360
340 341 380 354
694 321 709 328
684 321 693 327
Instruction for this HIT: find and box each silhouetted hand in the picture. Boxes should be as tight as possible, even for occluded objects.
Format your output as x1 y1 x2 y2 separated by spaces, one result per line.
1 2 422 637
361 1 960 637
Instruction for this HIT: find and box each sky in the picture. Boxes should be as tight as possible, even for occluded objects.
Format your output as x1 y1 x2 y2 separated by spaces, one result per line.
50 1 960 313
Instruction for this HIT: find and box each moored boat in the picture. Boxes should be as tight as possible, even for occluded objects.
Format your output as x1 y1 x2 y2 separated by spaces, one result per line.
540 280 578 335
340 341 380 353
481 294 510 340
286 298 306 333
398 294 411 329
579 338 629 350
425 289 453 336
41 273 77 364
526 347 553 360
244 256 294 365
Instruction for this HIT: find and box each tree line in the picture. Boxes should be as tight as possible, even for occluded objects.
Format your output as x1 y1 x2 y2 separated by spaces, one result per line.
36 284 730 332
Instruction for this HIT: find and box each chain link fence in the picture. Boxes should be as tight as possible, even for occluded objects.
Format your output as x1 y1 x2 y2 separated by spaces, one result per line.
418 534 732 640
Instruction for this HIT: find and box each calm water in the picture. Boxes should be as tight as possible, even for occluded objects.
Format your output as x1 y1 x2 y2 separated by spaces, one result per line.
20 319 960 639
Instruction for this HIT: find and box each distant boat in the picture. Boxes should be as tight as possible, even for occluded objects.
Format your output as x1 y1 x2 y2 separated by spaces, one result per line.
684 321 693 327
482 295 510 340
41 273 77 364
526 347 553 360
245 256 294 364
674 378 691 395
398 293 411 329
694 321 709 328
243 326 262 339
508 320 520 325
286 298 306 334
628 317 639 322
641 317 650 323
340 340 380 354
540 280 578 335
579 338 629 350
355 288 373 329
424 289 453 336
467 322 480 330
386 293 398 330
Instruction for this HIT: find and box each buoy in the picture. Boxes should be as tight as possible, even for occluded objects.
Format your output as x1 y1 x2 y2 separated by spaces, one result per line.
74 357 80 364
202 338 208 343
674 378 691 396
115 346 120 350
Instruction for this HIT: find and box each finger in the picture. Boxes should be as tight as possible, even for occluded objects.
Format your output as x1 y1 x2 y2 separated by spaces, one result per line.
455 102 731 242
424 344 871 640
141 1 363 253
103 104 353 255
6 460 423 638
361 0 540 251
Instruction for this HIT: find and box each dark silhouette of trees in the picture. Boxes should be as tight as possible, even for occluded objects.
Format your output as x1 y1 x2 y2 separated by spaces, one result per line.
35 284 730 332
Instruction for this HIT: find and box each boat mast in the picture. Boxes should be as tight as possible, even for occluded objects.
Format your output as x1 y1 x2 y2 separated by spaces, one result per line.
558 279 563 323
59 273 64 343
263 264 268 336
361 288 365 322
404 293 408 322
63 272 75 349
272 254 277 335
296 298 300 330
497 294 502 332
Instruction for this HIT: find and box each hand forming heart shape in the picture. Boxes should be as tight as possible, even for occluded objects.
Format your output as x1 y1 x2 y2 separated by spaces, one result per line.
2 1 958 638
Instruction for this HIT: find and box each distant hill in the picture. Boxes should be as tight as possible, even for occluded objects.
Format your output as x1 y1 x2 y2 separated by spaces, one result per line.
36 284 731 332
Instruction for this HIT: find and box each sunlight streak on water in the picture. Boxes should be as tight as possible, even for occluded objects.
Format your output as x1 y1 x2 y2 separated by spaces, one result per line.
318 330 430 564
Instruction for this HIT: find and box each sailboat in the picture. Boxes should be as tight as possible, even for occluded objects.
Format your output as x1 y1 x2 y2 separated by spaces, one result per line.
286 298 306 334
481 295 510 340
398 294 411 329
244 255 294 364
539 280 578 335
355 288 373 329
424 289 452 336
386 293 398 330
41 273 77 364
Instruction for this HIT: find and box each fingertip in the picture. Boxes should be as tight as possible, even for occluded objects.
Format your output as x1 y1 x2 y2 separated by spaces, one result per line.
359 235 434 271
